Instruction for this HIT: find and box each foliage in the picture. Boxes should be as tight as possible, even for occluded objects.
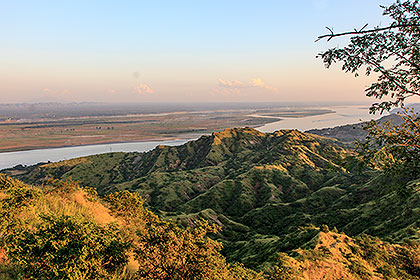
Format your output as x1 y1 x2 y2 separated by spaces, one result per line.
105 191 245 279
357 108 420 186
106 190 147 217
134 220 231 280
0 175 40 246
1 176 257 279
265 253 301 280
227 263 265 280
5 127 420 273
6 128 420 268
266 230 420 280
319 0 420 190
6 215 130 280
0 176 132 279
318 0 420 113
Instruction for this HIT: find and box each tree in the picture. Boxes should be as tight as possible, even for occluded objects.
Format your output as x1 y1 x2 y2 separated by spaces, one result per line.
318 0 420 113
358 108 420 186
105 191 246 280
318 0 420 184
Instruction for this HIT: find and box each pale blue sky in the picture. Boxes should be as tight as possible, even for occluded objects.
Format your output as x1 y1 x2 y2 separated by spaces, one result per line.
0 1 395 103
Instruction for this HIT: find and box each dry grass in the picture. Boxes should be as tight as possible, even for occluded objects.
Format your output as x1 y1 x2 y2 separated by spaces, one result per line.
71 190 117 225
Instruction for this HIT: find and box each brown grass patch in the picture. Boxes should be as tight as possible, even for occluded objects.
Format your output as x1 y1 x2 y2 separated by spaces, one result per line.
72 190 117 225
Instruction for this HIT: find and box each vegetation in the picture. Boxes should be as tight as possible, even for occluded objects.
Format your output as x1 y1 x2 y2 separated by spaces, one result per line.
318 0 420 189
318 0 420 113
0 175 264 279
2 175 420 279
5 126 420 272
2 1 420 279
358 108 420 187
266 230 420 280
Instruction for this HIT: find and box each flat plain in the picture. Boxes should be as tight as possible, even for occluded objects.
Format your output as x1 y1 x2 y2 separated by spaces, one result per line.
0 103 334 152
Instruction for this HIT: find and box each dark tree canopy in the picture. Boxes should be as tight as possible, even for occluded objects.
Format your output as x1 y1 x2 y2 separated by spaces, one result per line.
318 0 420 113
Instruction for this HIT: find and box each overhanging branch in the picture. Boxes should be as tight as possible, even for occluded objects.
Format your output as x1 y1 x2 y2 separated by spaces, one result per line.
316 23 420 42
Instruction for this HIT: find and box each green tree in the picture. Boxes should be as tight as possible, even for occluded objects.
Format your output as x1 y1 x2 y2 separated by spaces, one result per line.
318 0 420 113
105 191 235 280
318 0 420 183
358 108 420 186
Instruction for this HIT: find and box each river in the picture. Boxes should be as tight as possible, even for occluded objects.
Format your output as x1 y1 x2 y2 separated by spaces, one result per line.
0 139 191 170
0 105 385 170
256 105 385 132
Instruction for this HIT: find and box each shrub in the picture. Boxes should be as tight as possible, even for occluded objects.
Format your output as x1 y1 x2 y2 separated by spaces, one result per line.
5 214 130 280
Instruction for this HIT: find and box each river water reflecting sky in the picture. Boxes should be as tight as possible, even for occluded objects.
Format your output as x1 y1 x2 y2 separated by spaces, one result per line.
0 105 386 170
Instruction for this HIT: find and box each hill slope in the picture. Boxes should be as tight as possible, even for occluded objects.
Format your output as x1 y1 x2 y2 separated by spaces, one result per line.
306 114 403 144
0 175 263 280
2 175 420 280
4 127 420 268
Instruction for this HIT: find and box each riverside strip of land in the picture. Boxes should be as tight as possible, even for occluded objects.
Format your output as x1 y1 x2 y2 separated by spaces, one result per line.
0 104 333 152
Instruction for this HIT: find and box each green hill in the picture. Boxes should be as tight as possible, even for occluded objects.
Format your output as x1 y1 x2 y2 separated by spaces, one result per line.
2 175 420 280
0 175 264 280
4 127 420 271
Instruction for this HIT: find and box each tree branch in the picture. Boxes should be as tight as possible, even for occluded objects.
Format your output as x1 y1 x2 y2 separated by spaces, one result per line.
383 44 420 71
316 23 420 42
358 51 420 98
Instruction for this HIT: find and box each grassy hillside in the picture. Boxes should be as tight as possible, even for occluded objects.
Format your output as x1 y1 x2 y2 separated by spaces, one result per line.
1 175 420 280
4 127 420 271
0 175 264 280
267 227 420 280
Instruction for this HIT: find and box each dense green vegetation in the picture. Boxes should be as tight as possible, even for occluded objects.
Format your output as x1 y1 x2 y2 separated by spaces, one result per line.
0 175 265 279
4 128 351 264
4 127 420 277
2 172 420 279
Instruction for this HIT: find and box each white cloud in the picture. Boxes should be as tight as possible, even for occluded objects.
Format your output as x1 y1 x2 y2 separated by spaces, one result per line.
217 78 277 92
135 83 154 95
250 78 277 91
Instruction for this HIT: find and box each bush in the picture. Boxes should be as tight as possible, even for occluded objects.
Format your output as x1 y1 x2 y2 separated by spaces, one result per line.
5 214 130 280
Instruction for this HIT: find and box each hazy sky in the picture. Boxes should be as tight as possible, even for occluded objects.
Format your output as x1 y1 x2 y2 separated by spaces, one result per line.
1 0 398 104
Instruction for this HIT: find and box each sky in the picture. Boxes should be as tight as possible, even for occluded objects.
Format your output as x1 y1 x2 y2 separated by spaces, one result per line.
0 0 397 104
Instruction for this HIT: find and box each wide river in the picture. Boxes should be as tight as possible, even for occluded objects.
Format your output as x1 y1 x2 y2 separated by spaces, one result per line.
0 139 191 170
0 105 385 170
257 105 384 132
